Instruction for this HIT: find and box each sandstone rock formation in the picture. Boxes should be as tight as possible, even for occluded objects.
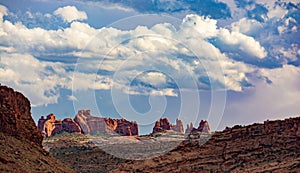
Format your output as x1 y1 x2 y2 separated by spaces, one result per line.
152 118 184 133
171 118 184 133
74 110 138 136
62 118 82 133
38 114 81 137
185 120 211 134
0 85 43 146
113 116 300 172
192 120 210 133
185 122 194 133
152 118 171 133
0 85 74 172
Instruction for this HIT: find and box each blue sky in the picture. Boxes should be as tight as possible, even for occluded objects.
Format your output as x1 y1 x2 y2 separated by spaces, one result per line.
0 0 299 134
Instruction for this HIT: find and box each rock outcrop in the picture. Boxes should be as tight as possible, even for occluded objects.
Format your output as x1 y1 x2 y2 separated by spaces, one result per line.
0 85 74 172
113 116 300 172
74 110 138 136
0 85 43 146
62 118 82 133
191 120 210 133
185 122 194 133
171 118 184 133
152 118 171 133
185 120 211 134
38 114 81 137
152 118 184 133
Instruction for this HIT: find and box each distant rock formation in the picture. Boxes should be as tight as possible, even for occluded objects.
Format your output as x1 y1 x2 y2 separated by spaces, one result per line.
38 114 81 137
38 110 139 137
62 118 82 133
192 120 210 133
171 118 184 133
152 118 184 133
152 118 171 133
185 120 210 134
0 85 43 146
74 110 139 136
185 122 194 133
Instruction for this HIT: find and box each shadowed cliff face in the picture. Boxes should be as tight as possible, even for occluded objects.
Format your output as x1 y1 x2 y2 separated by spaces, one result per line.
0 85 74 172
112 117 300 172
0 85 43 146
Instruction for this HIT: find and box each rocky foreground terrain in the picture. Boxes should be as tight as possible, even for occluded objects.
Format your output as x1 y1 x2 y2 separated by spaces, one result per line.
112 117 300 172
0 85 74 172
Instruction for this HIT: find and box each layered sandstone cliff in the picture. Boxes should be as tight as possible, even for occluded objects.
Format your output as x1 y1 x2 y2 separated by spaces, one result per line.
0 85 43 146
74 110 138 136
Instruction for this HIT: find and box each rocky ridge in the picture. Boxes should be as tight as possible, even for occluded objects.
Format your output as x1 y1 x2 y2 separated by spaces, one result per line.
112 116 300 172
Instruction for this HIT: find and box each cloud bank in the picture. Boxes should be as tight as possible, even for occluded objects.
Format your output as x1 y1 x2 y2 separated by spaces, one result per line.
0 0 299 109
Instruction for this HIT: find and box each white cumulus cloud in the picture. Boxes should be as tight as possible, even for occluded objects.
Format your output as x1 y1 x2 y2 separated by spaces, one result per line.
54 6 87 22
0 53 70 106
231 18 263 36
218 28 267 59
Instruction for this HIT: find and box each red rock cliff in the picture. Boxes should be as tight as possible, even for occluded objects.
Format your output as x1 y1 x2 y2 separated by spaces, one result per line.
74 110 138 136
0 85 43 146
38 114 81 137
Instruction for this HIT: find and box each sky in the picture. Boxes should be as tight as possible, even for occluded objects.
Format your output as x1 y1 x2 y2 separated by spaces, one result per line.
0 0 299 134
